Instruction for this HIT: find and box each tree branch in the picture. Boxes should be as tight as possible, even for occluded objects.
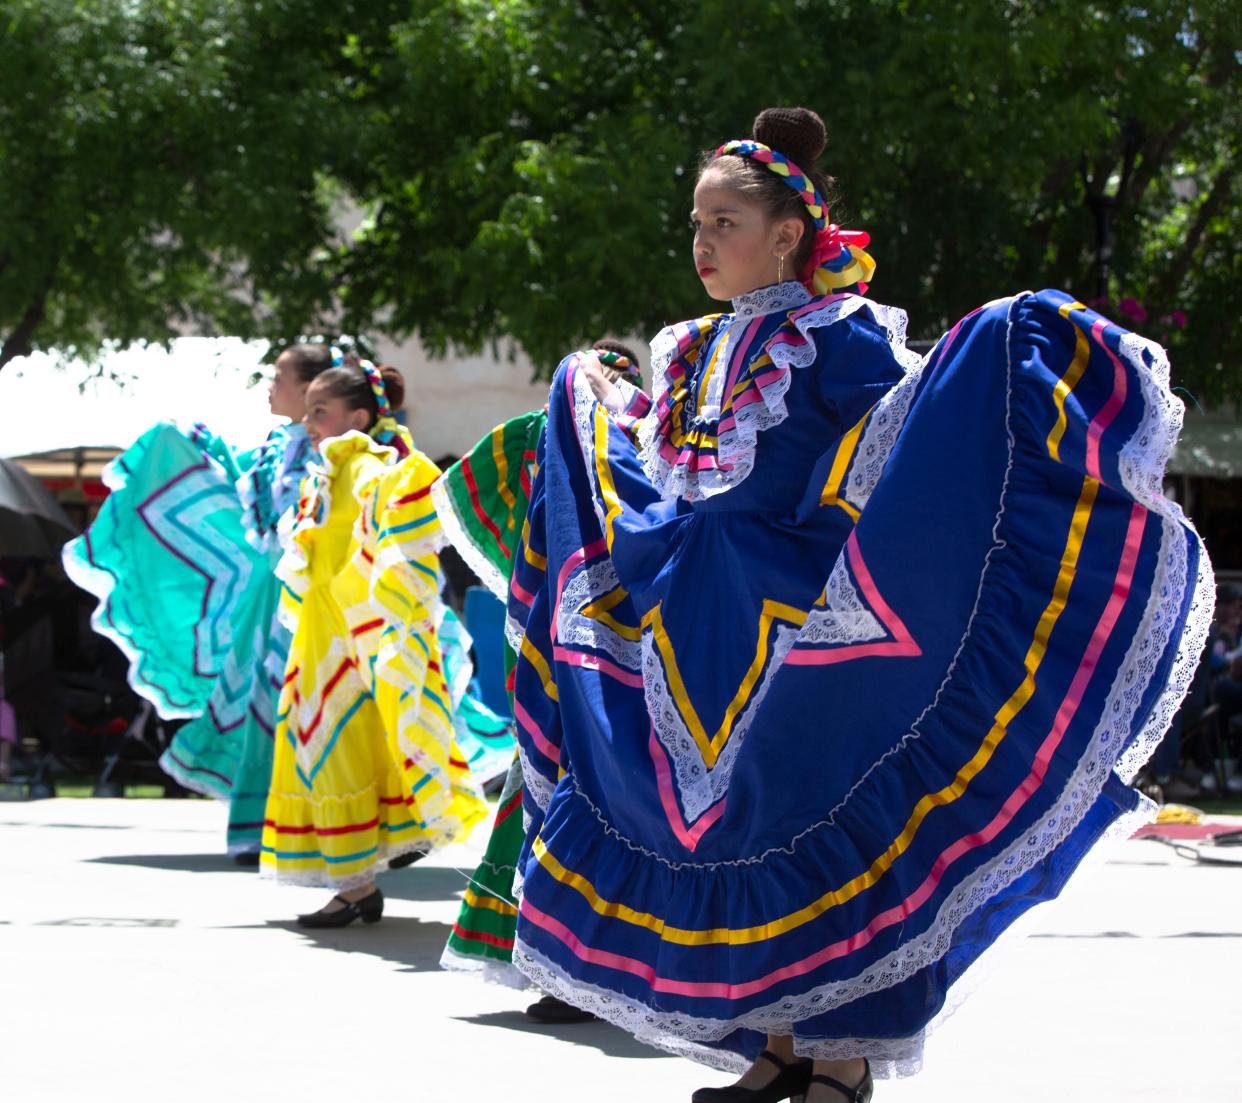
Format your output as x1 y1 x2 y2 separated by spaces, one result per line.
0 272 55 372
1147 161 1236 315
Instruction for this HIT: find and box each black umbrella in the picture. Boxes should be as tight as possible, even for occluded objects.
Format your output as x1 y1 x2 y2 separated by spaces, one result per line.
0 457 78 557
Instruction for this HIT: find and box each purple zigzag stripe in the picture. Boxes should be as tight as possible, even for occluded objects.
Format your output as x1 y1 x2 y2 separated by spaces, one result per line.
81 526 187 711
137 461 243 678
249 701 276 737
166 749 233 789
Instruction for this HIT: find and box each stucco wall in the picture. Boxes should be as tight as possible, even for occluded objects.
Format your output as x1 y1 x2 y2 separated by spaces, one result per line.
370 334 551 461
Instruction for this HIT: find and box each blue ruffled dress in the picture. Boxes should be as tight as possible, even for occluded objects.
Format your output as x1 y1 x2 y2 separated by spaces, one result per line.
505 283 1210 1075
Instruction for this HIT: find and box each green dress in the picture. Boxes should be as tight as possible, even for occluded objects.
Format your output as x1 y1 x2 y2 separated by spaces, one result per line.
434 409 545 984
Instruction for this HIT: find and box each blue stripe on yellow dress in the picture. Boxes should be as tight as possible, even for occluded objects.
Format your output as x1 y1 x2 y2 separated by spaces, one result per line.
505 284 1209 1077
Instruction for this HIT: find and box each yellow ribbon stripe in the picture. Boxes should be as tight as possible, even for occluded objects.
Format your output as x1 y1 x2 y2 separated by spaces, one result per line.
582 587 642 642
594 404 625 555
819 405 875 522
536 475 1099 945
733 353 774 400
1045 301 1089 461
695 323 733 416
641 599 809 768
491 424 518 528
521 516 548 572
521 634 559 702
463 886 518 917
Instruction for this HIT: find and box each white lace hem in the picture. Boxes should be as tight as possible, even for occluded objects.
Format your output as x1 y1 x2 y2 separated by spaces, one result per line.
259 839 432 892
512 942 925 1079
439 944 532 990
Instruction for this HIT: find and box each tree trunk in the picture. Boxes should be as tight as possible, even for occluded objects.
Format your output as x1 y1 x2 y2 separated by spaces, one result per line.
0 279 53 372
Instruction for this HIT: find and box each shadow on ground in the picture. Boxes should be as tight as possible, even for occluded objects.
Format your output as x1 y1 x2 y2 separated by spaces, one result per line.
217 915 456 972
376 864 470 903
87 852 241 873
82 856 471 901
454 1009 669 1060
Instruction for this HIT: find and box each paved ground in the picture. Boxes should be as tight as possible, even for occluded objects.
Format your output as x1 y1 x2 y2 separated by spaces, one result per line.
1 798 1239 1103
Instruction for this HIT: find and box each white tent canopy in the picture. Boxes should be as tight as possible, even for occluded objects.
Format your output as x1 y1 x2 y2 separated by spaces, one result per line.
0 338 283 458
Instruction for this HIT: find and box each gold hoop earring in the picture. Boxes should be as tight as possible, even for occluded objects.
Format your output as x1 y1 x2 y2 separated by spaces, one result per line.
777 253 785 283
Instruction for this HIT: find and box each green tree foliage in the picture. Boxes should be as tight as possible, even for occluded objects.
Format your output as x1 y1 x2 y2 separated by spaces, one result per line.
2 1 1239 403
335 0 1241 399
0 0 366 370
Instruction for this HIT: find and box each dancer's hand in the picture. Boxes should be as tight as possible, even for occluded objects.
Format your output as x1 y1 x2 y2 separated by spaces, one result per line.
577 351 620 407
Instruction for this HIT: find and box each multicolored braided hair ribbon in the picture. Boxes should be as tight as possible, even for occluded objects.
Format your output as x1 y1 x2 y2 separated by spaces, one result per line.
596 349 641 384
359 359 409 457
714 139 876 295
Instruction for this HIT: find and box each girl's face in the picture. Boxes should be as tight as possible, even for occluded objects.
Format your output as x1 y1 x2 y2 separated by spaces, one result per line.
303 378 370 451
691 170 805 301
268 351 310 420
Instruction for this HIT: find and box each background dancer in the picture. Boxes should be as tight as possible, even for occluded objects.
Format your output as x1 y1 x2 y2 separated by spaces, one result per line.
264 360 487 926
159 343 332 860
434 339 643 1024
61 343 332 858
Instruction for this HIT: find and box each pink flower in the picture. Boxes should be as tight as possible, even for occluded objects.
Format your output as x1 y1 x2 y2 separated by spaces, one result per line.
1118 297 1148 323
1169 310 1187 329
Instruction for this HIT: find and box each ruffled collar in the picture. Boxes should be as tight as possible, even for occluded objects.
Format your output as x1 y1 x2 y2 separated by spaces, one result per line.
730 281 812 319
638 292 914 502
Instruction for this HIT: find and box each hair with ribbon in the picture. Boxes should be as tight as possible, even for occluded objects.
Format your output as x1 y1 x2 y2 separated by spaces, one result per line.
358 360 407 455
708 107 876 295
312 360 409 457
592 338 642 384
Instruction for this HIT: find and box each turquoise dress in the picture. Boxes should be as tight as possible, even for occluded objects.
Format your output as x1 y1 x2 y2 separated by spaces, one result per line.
63 421 314 855
159 424 314 853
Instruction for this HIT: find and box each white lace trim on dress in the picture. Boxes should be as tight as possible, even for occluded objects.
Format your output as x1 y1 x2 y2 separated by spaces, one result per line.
638 293 918 503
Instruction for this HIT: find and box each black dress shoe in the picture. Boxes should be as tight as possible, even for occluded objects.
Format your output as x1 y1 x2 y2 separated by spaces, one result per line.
388 850 425 870
296 888 384 928
807 1061 872 1103
233 851 261 868
524 994 597 1024
691 1050 813 1103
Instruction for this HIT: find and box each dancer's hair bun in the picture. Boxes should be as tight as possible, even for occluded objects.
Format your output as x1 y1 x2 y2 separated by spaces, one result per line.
379 365 405 410
752 107 827 170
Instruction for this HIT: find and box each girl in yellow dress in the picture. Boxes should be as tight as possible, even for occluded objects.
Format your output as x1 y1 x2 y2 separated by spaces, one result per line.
261 359 487 925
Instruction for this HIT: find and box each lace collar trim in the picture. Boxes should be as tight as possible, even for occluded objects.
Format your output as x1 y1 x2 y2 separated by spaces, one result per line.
731 281 812 319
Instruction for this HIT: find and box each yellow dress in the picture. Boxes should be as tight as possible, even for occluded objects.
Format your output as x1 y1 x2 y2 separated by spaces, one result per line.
261 431 487 889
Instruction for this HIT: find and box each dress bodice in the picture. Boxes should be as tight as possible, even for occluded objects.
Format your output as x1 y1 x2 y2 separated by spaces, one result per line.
620 282 914 516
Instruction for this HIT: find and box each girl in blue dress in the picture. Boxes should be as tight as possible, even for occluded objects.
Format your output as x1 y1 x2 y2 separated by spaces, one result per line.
504 107 1210 1102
